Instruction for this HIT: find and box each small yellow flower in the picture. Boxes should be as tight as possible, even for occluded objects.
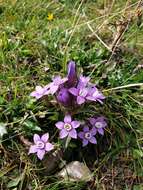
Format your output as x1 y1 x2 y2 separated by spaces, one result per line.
47 13 54 21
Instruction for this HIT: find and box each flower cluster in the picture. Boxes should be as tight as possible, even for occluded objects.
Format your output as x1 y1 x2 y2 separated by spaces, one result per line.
29 61 107 160
55 115 107 147
30 61 105 107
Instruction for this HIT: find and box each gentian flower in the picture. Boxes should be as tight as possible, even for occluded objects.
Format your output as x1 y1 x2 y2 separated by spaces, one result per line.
47 76 68 95
55 115 80 139
30 86 50 99
86 86 105 104
28 133 54 160
57 88 71 106
66 60 78 87
78 126 97 147
78 75 90 88
69 84 88 105
89 117 107 135
56 61 77 107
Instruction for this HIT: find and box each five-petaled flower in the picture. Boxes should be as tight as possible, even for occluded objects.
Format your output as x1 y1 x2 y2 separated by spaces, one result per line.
78 75 90 88
47 76 68 95
30 86 50 99
89 117 107 135
69 84 88 105
68 74 105 105
86 86 105 104
55 115 80 139
57 61 77 106
28 133 54 160
78 126 97 147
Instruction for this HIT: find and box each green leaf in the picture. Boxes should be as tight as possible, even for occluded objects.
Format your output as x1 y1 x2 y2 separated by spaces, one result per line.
133 184 143 190
7 176 22 188
23 120 41 131
132 149 143 159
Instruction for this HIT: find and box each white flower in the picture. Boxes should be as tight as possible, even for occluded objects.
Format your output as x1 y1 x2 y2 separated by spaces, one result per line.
0 123 7 138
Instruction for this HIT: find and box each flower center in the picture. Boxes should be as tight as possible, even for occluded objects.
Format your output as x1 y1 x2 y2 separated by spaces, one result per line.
79 89 86 97
36 141 45 149
85 132 92 139
64 123 72 131
95 122 103 128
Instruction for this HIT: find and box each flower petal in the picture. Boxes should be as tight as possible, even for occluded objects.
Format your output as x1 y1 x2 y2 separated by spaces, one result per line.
45 142 54 152
71 121 80 128
97 99 104 104
35 86 43 93
78 132 84 139
89 137 97 144
79 88 88 97
37 149 45 160
77 96 85 105
64 115 72 123
83 126 89 132
30 91 37 97
59 129 68 139
67 60 77 87
41 133 49 142
33 134 40 144
28 145 37 154
82 139 88 147
44 84 51 90
30 92 42 99
96 117 107 127
61 77 68 84
102 121 107 128
78 75 90 88
90 127 97 135
89 118 96 126
69 129 77 139
98 128 104 135
43 89 51 95
69 88 78 96
50 85 59 95
53 76 61 84
55 121 64 129
86 96 96 101
57 88 71 106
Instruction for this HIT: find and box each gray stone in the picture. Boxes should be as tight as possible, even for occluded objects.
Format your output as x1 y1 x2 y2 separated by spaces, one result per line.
57 161 93 182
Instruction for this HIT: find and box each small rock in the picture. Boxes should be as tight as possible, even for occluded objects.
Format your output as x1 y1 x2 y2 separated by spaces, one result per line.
57 161 93 182
0 123 7 138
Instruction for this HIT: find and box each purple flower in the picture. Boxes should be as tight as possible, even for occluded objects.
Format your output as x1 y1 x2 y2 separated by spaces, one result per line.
30 86 50 99
78 126 97 147
28 133 54 160
47 76 68 95
78 75 90 88
86 86 105 104
89 117 107 135
67 60 78 87
69 84 88 105
55 115 80 139
57 88 71 106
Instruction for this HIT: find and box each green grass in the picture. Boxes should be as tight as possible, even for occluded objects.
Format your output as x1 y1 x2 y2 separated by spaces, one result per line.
0 0 143 189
